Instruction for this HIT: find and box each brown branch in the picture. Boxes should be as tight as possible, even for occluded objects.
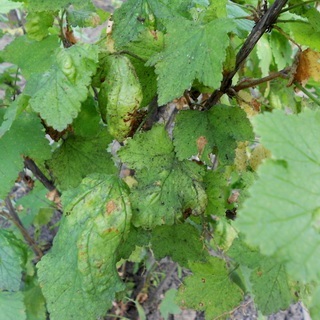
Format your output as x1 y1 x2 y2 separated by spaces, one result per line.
24 157 60 194
3 197 43 260
204 0 289 109
232 67 291 92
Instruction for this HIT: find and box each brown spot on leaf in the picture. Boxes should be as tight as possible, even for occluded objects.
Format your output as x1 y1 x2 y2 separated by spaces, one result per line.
106 200 117 215
196 136 208 156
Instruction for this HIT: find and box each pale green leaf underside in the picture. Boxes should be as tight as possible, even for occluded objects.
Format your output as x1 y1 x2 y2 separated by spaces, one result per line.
147 18 235 104
236 109 320 282
177 257 243 318
27 43 98 131
173 105 254 165
0 112 51 199
0 291 26 320
37 175 132 320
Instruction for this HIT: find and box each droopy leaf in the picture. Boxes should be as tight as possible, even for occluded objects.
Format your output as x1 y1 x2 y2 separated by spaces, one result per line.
1 35 59 79
37 175 132 320
147 18 235 104
228 238 293 315
0 112 51 199
236 109 320 282
47 128 116 191
119 125 207 228
26 43 99 131
0 230 27 291
173 105 254 165
177 257 243 318
151 223 208 267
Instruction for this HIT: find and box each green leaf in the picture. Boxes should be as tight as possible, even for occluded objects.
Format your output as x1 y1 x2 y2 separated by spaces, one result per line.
0 95 29 138
236 109 320 282
310 284 320 319
37 175 132 320
1 35 59 79
147 18 235 104
270 32 292 70
47 128 116 191
256 35 273 77
228 238 293 315
119 125 174 171
204 170 228 216
0 291 26 320
16 181 53 228
177 257 243 318
72 96 102 138
119 126 207 228
23 278 46 320
159 289 181 319
0 230 27 291
24 0 92 12
0 112 51 199
173 106 254 165
151 223 208 267
67 5 101 28
26 43 99 131
25 11 55 41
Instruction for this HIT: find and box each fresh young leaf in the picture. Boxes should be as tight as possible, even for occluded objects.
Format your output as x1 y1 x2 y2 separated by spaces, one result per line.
173 105 254 165
236 109 320 282
47 128 116 191
256 35 273 77
0 112 51 199
151 223 208 267
147 18 235 104
37 175 132 320
1 35 59 79
0 291 26 320
228 238 294 315
25 11 55 41
177 257 243 319
159 289 181 319
0 230 27 291
119 125 207 228
26 43 99 131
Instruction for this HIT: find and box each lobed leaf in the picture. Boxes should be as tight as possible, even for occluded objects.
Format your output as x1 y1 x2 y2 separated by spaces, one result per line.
26 43 99 131
0 291 26 320
173 105 254 165
177 257 243 319
147 18 235 104
236 109 320 282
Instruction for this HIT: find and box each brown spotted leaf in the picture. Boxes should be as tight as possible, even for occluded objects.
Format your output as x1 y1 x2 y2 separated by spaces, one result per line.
37 174 132 320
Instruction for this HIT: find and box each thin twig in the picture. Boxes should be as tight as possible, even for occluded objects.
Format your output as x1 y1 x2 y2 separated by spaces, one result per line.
204 0 288 109
280 0 317 13
232 67 290 92
3 197 43 259
294 81 320 106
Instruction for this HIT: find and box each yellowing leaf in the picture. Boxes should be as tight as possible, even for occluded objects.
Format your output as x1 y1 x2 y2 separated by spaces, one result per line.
294 48 320 85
